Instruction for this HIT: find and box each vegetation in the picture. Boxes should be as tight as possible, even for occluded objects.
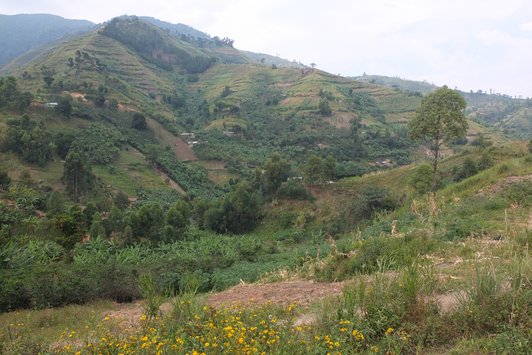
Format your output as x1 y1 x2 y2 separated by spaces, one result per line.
409 86 467 192
0 14 530 355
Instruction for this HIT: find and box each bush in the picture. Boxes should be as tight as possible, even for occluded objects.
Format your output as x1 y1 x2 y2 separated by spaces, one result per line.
408 164 433 194
277 180 312 200
453 158 478 182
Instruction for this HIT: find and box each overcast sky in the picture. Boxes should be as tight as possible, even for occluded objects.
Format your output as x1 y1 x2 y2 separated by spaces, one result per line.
2 0 532 97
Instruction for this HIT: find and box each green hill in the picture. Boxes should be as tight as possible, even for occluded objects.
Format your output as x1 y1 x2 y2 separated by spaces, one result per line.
0 16 510 202
0 16 530 353
356 74 532 140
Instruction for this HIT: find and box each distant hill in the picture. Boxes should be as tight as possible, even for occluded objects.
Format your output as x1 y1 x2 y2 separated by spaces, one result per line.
0 14 95 68
355 74 531 139
354 74 438 95
140 16 211 40
239 50 306 69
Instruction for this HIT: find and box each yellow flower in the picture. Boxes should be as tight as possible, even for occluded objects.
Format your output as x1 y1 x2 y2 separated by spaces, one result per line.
352 329 365 341
385 327 394 335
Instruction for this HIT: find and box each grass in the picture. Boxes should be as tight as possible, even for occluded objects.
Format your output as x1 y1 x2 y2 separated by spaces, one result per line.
1 235 528 354
0 300 114 354
0 150 530 353
92 148 170 195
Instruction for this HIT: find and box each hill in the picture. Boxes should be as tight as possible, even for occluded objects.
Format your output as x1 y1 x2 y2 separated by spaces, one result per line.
0 16 510 204
353 74 438 94
0 15 530 353
0 14 95 68
356 74 532 140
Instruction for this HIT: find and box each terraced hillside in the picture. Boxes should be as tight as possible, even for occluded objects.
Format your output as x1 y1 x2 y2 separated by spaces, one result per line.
0 16 507 200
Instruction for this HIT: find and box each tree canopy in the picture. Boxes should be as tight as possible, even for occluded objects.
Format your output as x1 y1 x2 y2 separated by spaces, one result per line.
409 86 467 192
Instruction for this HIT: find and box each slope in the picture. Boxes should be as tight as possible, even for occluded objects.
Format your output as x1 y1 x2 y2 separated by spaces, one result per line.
0 16 508 201
356 74 532 140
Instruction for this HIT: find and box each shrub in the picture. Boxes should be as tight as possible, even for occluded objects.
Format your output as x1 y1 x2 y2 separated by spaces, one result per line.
277 180 312 200
408 164 433 194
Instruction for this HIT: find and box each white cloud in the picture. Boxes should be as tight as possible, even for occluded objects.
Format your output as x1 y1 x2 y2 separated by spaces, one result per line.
520 22 532 31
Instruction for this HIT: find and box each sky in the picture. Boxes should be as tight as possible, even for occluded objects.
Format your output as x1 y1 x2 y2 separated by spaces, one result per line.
2 0 532 97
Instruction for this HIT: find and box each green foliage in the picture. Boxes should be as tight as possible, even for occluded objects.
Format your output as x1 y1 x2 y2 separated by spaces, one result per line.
55 96 73 118
45 191 67 215
128 203 165 242
453 158 478 182
141 147 219 199
131 112 148 130
0 169 11 191
277 180 312 200
3 115 54 166
135 188 181 210
71 123 125 165
62 151 94 201
408 164 433 194
318 98 332 116
0 76 32 112
203 181 261 234
89 212 106 238
6 183 44 212
262 153 291 196
477 152 494 171
137 273 165 320
101 17 215 73
54 132 75 159
114 191 130 210
303 154 336 185
351 92 385 122
409 86 467 192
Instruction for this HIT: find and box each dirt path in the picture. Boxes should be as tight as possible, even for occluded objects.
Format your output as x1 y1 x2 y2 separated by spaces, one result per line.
206 280 345 308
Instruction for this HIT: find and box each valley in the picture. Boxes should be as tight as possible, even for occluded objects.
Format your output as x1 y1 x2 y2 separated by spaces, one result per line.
0 14 530 354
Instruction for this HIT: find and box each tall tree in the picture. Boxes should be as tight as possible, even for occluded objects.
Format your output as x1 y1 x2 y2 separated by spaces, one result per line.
408 86 467 193
263 153 291 196
62 151 93 201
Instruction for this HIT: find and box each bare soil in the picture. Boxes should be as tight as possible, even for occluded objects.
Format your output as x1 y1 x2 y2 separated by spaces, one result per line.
173 139 197 161
206 280 345 308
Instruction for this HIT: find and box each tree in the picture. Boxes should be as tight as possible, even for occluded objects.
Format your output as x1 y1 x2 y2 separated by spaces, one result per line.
56 96 72 119
409 86 467 193
304 154 326 185
114 191 129 210
89 212 106 238
62 151 93 201
131 113 147 130
263 153 291 196
318 98 332 116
